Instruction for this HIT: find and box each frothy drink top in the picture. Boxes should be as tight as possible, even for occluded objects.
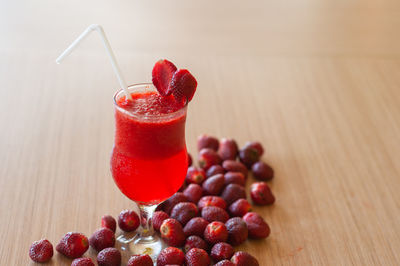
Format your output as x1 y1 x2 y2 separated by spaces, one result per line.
117 91 183 116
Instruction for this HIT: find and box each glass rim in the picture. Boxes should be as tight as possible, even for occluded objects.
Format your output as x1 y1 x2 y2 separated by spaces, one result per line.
113 83 188 120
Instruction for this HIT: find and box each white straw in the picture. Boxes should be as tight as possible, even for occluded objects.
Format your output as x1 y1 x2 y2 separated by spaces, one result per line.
56 24 132 100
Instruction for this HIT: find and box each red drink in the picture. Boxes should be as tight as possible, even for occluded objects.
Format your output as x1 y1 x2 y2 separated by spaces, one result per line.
111 84 188 204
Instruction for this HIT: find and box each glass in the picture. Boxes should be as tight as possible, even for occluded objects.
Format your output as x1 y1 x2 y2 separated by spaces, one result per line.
111 83 188 260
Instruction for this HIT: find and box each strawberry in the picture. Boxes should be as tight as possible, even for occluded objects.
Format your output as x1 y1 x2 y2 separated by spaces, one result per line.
97 247 121 266
101 215 117 233
204 221 228 244
71 258 95 266
186 167 207 185
225 217 248 246
228 199 251 217
211 242 234 262
183 217 209 237
252 162 274 181
118 210 140 232
215 260 235 266
170 202 199 225
127 254 153 266
224 172 245 187
231 251 259 266
250 182 275 205
183 184 203 204
89 228 115 252
198 148 222 171
56 232 89 258
184 235 209 253
243 212 270 239
202 174 225 196
218 138 238 161
160 218 186 247
153 211 170 232
29 239 53 263
157 247 185 266
201 206 229 223
169 69 197 103
197 196 227 211
185 248 210 266
152 59 177 96
197 134 220 152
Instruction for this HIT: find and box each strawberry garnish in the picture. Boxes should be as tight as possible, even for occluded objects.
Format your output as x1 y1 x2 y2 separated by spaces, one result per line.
169 69 197 103
152 59 177 96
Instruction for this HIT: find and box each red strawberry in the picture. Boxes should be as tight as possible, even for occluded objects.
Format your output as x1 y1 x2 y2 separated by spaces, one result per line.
185 248 210 266
252 162 274 181
183 217 209 237
197 196 227 211
186 167 207 185
89 228 115 252
184 235 208 253
206 165 225 178
228 199 251 217
56 232 89 259
197 134 220 151
163 192 189 215
224 172 245 187
198 148 222 171
238 146 260 168
215 260 235 266
118 210 140 232
153 211 170 232
183 184 203 204
157 247 185 266
225 217 248 246
170 202 199 225
160 218 186 247
211 242 234 262
152 59 177 96
222 160 248 178
202 174 225 195
221 184 246 206
101 215 117 233
201 206 229 223
97 247 121 266
169 69 197 102
231 251 259 266
218 138 238 161
244 141 264 156
250 182 275 205
71 258 95 266
243 212 270 239
127 254 153 266
29 239 53 263
204 221 228 244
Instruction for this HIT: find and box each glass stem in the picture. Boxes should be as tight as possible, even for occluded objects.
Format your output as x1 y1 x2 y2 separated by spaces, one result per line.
137 204 157 239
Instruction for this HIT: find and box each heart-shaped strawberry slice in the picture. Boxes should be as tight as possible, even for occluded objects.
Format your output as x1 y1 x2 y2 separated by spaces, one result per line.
169 69 197 103
152 59 177 96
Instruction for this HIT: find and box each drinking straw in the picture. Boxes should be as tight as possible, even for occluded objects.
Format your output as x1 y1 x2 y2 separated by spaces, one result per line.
56 24 132 100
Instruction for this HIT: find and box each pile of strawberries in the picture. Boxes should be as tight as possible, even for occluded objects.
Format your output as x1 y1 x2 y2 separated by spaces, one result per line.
153 135 274 265
29 134 275 265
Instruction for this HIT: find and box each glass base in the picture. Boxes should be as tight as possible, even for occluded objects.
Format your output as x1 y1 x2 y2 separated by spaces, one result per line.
116 232 166 263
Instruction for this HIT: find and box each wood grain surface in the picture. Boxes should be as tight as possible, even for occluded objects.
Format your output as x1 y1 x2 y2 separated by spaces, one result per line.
1 0 400 265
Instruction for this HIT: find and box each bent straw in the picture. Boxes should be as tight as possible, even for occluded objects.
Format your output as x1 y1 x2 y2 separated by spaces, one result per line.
56 24 131 100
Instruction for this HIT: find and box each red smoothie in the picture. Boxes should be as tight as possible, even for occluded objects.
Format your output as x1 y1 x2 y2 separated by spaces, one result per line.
111 88 188 204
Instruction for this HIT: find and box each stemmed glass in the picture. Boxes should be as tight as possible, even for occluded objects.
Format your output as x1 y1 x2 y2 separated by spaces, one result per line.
111 83 188 260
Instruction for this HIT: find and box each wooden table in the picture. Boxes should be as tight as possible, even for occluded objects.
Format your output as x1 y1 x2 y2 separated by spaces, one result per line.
1 0 400 265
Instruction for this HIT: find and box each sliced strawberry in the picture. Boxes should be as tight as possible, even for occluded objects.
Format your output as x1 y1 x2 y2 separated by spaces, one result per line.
152 59 177 96
169 69 197 103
